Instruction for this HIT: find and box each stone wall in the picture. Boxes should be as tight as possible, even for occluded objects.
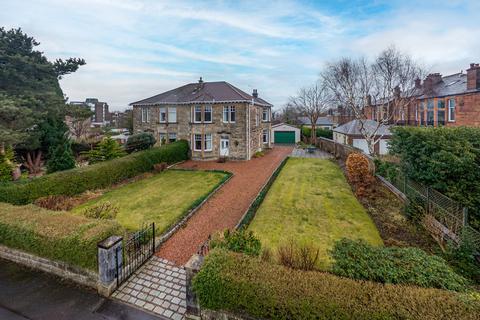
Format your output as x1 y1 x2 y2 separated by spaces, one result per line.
0 244 98 288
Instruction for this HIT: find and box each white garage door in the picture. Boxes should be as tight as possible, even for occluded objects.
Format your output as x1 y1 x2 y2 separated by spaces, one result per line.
352 139 370 154
379 139 390 155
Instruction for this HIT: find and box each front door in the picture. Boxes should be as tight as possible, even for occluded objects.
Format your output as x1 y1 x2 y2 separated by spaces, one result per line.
220 138 229 157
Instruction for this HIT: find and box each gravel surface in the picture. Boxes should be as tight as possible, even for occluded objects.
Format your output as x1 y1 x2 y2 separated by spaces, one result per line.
156 146 293 265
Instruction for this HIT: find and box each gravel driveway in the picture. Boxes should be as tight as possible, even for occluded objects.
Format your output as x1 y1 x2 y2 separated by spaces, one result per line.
156 146 293 265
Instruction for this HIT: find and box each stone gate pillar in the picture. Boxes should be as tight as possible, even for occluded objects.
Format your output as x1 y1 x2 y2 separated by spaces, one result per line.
97 235 123 296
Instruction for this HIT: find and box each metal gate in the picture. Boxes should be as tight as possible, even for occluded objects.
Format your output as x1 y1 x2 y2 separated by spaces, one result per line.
115 223 155 287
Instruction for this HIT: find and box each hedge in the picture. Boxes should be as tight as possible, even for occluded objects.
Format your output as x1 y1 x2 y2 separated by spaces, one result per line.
301 126 333 140
331 239 469 292
193 250 480 320
0 140 189 205
389 126 480 229
0 203 123 270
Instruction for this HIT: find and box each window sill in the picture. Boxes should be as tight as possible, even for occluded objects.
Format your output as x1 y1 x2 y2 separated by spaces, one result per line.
191 122 215 124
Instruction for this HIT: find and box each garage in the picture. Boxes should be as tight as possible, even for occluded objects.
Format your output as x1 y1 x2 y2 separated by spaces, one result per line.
271 123 300 144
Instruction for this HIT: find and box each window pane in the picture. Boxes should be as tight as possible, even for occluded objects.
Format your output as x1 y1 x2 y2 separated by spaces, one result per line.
194 134 202 150
204 134 212 151
205 106 212 122
160 107 167 122
168 107 176 122
168 132 177 142
230 106 236 122
223 106 228 122
427 111 434 126
427 99 434 110
437 110 445 126
195 106 202 122
448 99 455 121
437 99 445 109
262 109 268 121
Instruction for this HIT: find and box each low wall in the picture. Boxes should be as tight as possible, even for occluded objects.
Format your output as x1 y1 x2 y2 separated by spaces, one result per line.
0 244 98 288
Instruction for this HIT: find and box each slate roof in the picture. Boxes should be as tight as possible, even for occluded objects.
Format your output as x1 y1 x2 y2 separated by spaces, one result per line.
418 72 479 99
298 116 333 126
130 81 272 107
333 119 391 137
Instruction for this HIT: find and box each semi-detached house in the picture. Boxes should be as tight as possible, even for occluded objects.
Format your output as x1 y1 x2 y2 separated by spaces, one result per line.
130 78 272 160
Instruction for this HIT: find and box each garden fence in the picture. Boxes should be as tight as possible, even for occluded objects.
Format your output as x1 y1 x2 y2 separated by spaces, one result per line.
384 171 480 253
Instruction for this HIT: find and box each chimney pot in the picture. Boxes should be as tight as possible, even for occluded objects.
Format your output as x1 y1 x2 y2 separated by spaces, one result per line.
198 77 203 83
470 63 475 69
252 89 258 98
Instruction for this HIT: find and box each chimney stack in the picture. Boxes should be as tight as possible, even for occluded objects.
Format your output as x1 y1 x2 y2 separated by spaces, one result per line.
252 89 258 98
394 85 401 98
467 63 480 90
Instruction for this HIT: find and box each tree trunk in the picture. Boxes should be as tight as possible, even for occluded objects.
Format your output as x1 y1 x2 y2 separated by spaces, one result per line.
311 124 317 145
24 150 43 176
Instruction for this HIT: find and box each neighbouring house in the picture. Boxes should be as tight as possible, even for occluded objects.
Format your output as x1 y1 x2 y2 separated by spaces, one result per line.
333 119 392 155
366 63 480 127
130 78 272 160
271 123 300 144
111 109 133 129
327 106 355 126
298 116 334 130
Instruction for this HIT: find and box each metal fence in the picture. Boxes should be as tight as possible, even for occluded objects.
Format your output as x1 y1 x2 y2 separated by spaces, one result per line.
115 223 155 287
385 172 480 252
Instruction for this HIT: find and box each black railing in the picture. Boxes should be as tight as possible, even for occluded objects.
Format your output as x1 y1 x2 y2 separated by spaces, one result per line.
115 223 155 287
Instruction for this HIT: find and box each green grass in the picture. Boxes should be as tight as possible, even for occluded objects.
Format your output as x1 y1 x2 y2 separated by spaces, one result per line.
248 158 382 269
72 169 228 233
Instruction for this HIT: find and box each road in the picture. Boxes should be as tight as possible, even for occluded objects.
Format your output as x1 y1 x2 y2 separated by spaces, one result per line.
0 258 164 320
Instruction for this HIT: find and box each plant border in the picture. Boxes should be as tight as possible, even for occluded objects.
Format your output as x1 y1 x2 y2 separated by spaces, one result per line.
235 156 289 229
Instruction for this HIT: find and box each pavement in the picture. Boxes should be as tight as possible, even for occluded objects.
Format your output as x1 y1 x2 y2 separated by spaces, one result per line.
0 258 165 320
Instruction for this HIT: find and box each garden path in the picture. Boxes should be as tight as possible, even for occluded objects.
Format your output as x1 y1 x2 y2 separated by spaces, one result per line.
156 146 293 266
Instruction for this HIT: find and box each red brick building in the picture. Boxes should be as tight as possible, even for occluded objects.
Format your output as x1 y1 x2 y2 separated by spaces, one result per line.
366 63 480 127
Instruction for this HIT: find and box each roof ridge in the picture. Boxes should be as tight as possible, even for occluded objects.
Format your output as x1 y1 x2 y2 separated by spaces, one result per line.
224 81 252 100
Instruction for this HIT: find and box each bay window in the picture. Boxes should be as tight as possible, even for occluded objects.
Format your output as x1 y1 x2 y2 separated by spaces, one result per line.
427 99 434 126
437 99 445 126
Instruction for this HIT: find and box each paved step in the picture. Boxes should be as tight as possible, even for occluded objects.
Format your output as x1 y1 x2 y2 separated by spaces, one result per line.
112 257 187 320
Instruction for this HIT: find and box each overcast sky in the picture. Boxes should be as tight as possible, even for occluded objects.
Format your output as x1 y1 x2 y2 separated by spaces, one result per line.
1 0 479 111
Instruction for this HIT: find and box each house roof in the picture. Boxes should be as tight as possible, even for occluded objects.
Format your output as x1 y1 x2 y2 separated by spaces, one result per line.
272 122 300 130
298 116 333 126
334 119 391 137
130 81 272 107
417 72 479 99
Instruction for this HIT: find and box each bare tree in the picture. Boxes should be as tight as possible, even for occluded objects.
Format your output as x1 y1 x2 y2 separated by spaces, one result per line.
290 81 331 144
321 47 425 155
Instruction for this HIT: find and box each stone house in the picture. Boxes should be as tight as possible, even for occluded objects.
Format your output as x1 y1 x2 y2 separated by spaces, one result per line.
366 62 480 127
130 79 272 160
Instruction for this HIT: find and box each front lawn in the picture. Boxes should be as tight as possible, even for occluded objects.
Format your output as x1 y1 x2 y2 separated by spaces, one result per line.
248 157 382 269
72 169 228 233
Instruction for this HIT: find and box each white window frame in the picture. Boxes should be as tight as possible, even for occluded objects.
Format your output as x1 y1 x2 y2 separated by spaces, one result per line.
168 107 177 123
262 129 269 144
194 106 202 123
204 105 212 123
448 98 456 122
159 107 167 123
204 133 212 151
141 107 149 123
262 108 269 122
193 134 202 151
223 106 236 123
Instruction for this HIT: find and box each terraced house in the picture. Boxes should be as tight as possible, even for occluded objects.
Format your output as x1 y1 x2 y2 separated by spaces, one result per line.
366 63 480 127
130 78 272 160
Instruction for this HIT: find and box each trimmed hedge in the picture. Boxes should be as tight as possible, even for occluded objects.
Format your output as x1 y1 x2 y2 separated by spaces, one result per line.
331 239 469 292
301 126 333 139
237 157 288 229
0 140 189 205
0 203 123 270
193 250 480 320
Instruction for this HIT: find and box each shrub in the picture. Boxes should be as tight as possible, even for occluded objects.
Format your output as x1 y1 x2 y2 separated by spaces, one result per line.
277 241 319 271
125 132 156 152
210 229 261 256
444 231 480 284
0 147 14 182
330 239 469 291
83 201 119 220
153 162 168 172
193 249 479 320
34 195 75 211
46 139 76 173
82 137 126 164
253 151 265 158
374 158 399 182
389 126 480 229
0 140 189 205
345 152 374 197
0 203 123 270
301 126 333 140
